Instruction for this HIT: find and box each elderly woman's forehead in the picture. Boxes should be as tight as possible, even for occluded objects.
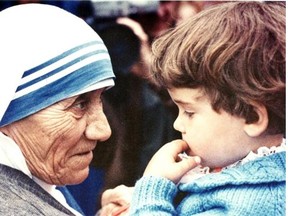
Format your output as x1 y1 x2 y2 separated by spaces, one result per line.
63 88 105 102
77 88 106 98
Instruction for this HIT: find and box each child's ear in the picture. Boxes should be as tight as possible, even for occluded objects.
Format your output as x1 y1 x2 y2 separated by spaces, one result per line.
243 103 268 137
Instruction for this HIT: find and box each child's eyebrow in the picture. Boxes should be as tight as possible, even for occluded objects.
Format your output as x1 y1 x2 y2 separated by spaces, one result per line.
173 99 191 105
173 95 205 105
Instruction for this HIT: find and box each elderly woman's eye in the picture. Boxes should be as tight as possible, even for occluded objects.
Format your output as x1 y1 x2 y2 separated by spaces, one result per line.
73 100 87 110
67 100 88 118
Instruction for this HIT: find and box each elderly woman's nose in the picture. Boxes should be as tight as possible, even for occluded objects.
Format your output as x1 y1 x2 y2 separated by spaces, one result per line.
85 110 112 141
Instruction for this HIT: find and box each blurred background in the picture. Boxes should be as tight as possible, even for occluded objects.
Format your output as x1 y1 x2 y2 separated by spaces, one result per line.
0 1 224 215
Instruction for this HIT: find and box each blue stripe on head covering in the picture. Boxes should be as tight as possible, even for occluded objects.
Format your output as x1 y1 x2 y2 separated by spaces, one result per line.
16 41 106 92
0 41 115 127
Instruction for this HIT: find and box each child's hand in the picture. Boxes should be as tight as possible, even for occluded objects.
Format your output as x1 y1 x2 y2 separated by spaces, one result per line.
143 139 201 184
98 185 134 216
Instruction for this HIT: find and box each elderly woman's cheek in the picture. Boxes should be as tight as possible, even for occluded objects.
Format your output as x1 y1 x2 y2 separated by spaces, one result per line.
52 126 92 183
53 150 93 185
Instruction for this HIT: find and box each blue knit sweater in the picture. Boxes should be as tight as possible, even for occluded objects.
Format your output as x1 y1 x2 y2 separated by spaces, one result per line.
130 152 286 215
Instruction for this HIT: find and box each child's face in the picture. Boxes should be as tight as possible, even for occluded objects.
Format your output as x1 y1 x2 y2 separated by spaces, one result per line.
168 87 253 168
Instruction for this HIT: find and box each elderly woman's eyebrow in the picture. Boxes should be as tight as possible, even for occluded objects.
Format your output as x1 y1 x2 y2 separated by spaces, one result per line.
65 94 87 106
74 94 88 103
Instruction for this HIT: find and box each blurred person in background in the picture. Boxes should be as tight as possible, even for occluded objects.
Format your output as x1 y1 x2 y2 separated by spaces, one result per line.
93 15 179 192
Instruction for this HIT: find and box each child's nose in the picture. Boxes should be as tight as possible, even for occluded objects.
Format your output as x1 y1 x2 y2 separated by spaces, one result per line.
173 115 185 134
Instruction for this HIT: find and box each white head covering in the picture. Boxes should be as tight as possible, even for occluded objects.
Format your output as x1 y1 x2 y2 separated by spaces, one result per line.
0 4 115 126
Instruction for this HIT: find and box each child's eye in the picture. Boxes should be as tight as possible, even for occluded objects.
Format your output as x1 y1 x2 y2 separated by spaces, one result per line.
184 111 194 118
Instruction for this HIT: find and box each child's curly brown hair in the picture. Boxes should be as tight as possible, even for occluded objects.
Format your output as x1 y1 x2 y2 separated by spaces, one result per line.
150 1 285 135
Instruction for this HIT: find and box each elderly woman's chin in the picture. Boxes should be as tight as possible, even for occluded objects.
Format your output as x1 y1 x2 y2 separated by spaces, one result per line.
53 167 90 186
69 168 90 185
45 152 94 186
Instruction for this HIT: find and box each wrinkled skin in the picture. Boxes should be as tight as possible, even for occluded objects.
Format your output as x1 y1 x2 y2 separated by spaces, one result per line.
0 88 111 185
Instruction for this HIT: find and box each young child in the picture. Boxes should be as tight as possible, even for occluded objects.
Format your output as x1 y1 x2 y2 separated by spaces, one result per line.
128 1 285 215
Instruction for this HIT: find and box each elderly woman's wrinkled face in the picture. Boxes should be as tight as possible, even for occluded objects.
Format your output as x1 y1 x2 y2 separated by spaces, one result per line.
4 88 111 185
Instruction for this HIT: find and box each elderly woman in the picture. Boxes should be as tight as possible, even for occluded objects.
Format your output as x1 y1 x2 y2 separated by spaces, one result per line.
0 4 115 215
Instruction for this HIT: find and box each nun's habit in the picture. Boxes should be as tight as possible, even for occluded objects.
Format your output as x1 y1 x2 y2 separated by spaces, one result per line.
0 4 115 215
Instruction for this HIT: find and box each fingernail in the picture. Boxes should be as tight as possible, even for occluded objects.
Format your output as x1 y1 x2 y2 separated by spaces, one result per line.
194 156 201 164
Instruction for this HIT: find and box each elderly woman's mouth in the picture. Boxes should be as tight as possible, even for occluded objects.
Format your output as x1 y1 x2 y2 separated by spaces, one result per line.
73 151 94 166
76 151 93 157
